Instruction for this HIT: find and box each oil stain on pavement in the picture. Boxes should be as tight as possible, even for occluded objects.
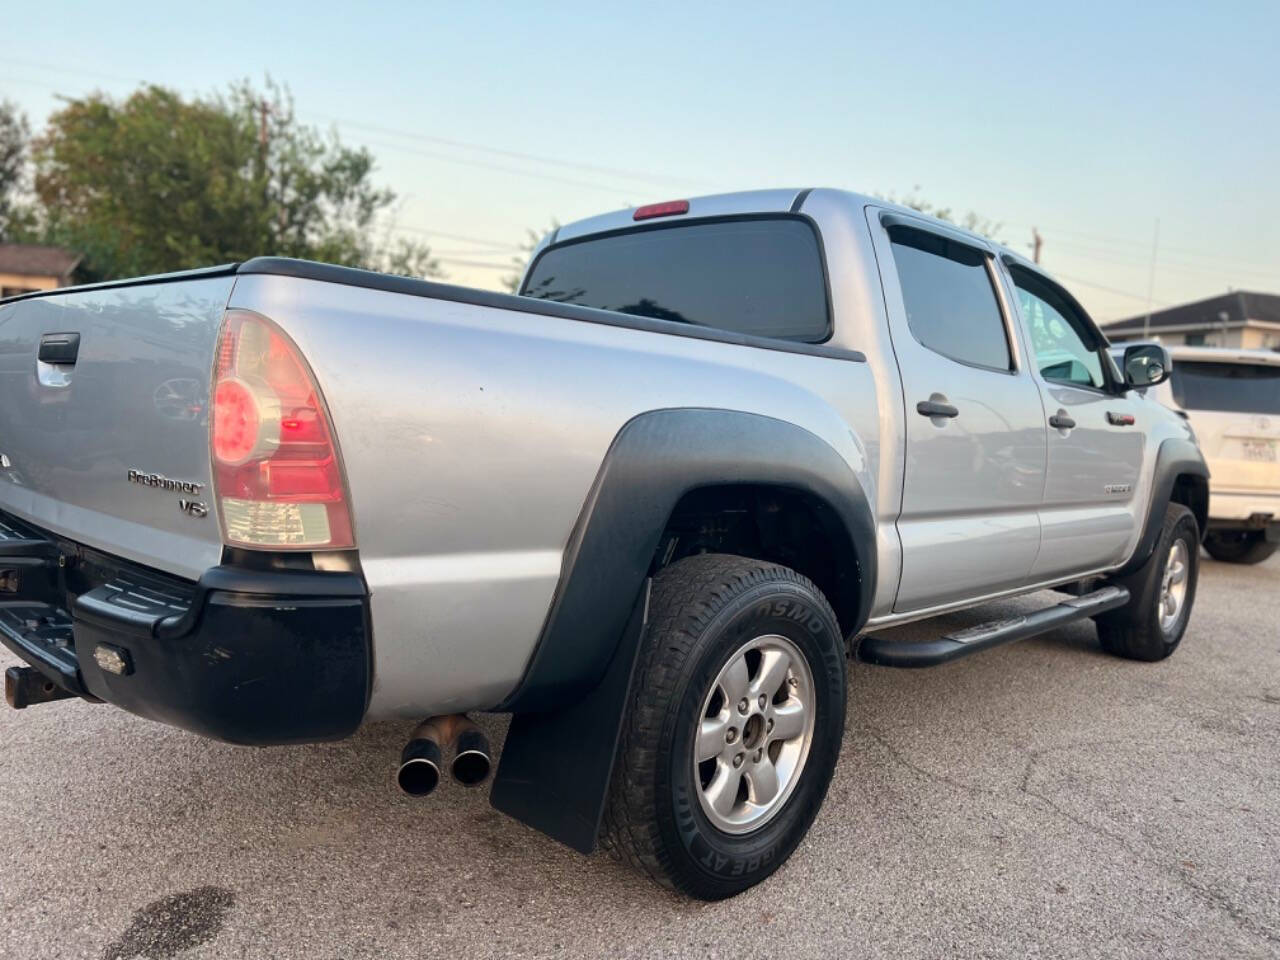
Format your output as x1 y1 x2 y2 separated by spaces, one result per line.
102 886 235 960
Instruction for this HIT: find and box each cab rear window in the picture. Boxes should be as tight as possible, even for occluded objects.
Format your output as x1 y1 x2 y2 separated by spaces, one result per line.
520 217 830 342
1171 361 1280 414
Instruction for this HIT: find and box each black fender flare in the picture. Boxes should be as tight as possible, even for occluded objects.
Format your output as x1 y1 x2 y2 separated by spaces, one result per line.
1116 437 1209 576
490 407 876 853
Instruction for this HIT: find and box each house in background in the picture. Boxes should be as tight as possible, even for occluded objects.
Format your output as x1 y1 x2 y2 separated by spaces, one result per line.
1102 291 1280 349
0 244 82 298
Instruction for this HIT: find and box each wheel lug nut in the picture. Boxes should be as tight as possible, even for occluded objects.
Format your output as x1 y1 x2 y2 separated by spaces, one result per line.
737 698 749 714
788 677 798 687
766 718 774 733
758 694 767 709
726 727 738 743
733 753 744 768
753 748 763 763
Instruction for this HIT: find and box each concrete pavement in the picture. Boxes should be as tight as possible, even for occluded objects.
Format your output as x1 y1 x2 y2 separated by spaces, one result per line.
2 553 1277 959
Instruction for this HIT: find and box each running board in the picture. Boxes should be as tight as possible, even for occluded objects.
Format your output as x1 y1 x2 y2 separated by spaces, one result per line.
856 585 1130 668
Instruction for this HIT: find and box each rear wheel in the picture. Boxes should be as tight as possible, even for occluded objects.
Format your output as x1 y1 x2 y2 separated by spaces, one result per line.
1095 503 1199 661
1203 530 1277 565
600 553 846 900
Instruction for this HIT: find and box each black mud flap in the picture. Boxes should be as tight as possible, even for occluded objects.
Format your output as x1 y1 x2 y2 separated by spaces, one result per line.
489 582 650 855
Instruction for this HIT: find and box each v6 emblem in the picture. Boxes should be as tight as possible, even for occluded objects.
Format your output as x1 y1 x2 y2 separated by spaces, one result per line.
178 498 208 519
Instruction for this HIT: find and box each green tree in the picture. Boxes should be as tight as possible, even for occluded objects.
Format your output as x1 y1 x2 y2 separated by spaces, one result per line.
30 81 438 280
877 186 1003 243
0 100 30 240
502 220 559 293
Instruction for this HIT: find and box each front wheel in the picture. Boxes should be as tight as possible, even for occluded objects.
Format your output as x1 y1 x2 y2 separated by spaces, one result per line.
600 554 846 900
1203 530 1277 565
1095 502 1200 661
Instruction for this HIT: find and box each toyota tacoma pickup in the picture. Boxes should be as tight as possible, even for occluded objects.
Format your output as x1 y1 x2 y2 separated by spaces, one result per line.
0 189 1208 899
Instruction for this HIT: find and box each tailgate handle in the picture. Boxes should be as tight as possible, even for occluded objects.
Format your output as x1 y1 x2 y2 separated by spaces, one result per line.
38 332 80 365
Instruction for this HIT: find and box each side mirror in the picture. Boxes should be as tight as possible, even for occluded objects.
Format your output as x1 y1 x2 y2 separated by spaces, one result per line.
1122 343 1171 388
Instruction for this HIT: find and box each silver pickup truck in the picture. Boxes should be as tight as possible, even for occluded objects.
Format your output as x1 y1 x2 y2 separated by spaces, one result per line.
0 188 1208 899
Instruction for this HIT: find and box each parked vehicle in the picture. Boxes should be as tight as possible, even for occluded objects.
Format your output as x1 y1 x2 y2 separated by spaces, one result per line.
1126 346 1278 564
0 189 1208 899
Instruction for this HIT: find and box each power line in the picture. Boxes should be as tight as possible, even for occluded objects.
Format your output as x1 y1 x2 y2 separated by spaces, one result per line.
3 58 1262 307
1005 218 1279 273
3 56 145 86
359 136 641 196
4 56 702 197
436 258 518 271
308 115 703 192
428 247 519 258
375 222 522 251
1051 271 1172 306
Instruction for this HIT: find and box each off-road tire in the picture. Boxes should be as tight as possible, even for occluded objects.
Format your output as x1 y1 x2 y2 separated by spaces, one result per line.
1095 503 1199 661
1203 531 1277 565
600 553 846 900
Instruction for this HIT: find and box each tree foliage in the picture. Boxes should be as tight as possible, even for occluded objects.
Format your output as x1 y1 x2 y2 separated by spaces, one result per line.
0 100 30 240
502 220 559 293
877 186 1003 243
27 81 438 280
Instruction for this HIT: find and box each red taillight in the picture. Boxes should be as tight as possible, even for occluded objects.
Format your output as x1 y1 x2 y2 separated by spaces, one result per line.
633 199 689 221
210 310 354 549
212 378 263 465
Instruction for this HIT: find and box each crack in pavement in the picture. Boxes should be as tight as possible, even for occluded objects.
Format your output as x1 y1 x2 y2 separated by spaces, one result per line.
863 727 1280 949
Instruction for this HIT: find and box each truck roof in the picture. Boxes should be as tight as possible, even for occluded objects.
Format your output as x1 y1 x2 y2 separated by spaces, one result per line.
548 187 1003 253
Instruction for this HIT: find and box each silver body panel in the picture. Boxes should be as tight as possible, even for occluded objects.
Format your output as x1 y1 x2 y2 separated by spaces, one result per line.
0 277 233 580
232 266 881 716
0 189 1194 720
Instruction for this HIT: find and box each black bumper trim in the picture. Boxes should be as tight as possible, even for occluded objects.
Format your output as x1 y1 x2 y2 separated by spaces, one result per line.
0 511 371 745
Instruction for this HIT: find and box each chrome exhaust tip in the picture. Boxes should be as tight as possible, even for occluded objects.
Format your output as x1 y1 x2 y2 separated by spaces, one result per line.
450 727 492 786
397 736 443 796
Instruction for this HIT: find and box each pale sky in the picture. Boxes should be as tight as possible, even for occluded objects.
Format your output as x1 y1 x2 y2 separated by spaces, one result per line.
3 0 1277 322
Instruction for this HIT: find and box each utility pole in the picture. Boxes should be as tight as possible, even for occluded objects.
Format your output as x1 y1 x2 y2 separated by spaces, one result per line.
1031 227 1043 264
258 99 270 151
1142 218 1160 340
257 98 272 220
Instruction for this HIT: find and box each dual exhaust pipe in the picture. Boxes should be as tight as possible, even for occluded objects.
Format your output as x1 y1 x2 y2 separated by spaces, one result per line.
397 713 492 796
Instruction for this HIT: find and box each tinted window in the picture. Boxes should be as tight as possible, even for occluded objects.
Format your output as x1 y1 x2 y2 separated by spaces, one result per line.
521 218 829 342
1012 275 1105 389
888 229 1010 370
1172 361 1280 414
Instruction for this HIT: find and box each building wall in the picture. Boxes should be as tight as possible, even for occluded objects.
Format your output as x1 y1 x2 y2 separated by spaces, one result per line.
1108 324 1280 350
0 272 62 297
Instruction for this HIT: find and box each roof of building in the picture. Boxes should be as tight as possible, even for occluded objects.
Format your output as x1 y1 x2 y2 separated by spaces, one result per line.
0 243 82 279
1102 291 1280 334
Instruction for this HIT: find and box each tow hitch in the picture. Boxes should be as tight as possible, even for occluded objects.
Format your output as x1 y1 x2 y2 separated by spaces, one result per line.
4 665 75 709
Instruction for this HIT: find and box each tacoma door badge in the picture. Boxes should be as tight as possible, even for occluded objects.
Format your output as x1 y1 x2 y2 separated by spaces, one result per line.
126 469 208 519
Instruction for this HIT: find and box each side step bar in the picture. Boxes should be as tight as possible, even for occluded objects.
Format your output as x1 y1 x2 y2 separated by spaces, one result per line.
856 585 1130 668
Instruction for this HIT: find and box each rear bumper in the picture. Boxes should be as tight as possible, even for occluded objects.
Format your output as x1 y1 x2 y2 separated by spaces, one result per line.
0 511 370 745
1209 489 1280 523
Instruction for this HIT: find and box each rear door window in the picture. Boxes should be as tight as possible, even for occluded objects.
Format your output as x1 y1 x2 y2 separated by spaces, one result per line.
1172 361 1280 413
521 217 830 342
887 228 1011 371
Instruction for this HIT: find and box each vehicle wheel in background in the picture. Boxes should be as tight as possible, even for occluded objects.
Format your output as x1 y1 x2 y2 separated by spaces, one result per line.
1203 530 1277 565
1095 503 1200 661
600 553 846 900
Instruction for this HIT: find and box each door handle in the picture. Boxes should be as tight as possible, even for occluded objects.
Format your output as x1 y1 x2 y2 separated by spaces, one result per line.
916 400 959 419
1049 413 1076 430
38 332 80 365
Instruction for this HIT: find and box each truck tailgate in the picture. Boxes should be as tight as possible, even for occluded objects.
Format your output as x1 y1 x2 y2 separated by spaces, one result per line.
0 271 236 579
